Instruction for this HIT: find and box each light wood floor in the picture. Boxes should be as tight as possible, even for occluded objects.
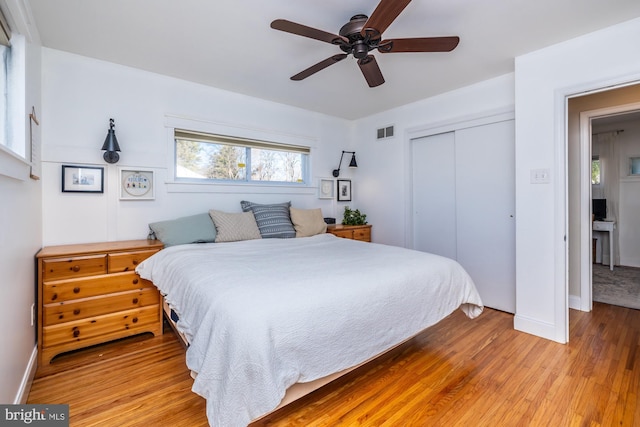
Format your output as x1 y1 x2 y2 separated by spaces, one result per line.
28 303 640 426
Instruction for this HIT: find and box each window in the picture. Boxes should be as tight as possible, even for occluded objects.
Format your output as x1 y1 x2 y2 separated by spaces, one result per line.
0 10 11 153
174 130 309 184
591 156 601 185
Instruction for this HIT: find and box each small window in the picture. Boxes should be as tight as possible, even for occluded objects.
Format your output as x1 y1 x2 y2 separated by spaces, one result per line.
174 130 309 184
591 157 601 185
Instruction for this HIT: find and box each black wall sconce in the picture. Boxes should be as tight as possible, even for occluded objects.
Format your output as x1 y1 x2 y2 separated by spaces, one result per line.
332 151 357 177
101 118 121 164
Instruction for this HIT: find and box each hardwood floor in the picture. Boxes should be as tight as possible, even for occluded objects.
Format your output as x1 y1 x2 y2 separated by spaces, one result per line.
28 303 640 426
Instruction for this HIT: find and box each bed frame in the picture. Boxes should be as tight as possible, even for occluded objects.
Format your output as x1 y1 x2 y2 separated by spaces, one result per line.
162 297 415 420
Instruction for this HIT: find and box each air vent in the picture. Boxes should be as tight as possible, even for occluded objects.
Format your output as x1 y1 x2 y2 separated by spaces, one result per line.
376 125 394 140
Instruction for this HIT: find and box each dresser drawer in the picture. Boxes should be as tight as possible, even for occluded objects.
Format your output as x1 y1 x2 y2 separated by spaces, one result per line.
353 228 371 241
42 254 108 281
330 229 354 239
42 305 160 348
43 272 153 303
43 288 160 326
108 250 159 273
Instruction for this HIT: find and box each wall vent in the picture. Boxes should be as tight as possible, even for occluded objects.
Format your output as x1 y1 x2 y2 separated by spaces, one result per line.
376 125 394 140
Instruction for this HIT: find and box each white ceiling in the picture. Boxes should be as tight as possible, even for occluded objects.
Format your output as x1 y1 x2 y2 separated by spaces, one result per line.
26 0 640 120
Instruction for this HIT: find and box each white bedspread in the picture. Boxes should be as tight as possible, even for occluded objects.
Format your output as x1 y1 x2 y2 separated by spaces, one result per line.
136 233 483 427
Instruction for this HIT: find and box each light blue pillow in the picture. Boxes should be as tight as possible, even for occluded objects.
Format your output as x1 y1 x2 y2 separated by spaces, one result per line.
148 213 216 247
240 201 296 239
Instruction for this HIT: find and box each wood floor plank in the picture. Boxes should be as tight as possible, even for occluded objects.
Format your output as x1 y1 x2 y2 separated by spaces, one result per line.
27 303 640 426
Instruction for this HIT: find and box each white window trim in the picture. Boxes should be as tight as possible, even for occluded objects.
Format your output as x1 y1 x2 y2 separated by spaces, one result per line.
163 114 317 194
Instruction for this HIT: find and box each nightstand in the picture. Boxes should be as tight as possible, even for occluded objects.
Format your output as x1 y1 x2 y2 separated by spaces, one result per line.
326 224 372 242
36 239 164 376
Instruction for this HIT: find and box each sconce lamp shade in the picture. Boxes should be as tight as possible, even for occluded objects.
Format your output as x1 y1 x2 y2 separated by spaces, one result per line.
348 153 358 168
332 150 357 177
101 118 121 164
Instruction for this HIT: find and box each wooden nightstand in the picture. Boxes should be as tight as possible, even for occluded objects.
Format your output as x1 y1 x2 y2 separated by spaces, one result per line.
327 224 372 242
36 239 164 376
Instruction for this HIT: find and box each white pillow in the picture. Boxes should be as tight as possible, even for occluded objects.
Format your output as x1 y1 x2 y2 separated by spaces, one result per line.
209 210 262 243
289 208 327 237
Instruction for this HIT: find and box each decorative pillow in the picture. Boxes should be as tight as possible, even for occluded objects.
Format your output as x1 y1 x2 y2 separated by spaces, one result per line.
240 201 296 239
289 207 328 237
148 213 217 247
209 210 262 243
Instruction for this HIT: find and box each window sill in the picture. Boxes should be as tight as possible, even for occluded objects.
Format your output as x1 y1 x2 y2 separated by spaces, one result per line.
165 180 316 195
0 145 30 181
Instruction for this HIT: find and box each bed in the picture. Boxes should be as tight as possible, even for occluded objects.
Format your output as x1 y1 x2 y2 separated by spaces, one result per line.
136 231 483 426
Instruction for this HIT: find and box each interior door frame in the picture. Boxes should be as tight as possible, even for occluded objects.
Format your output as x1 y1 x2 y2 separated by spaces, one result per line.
579 101 640 311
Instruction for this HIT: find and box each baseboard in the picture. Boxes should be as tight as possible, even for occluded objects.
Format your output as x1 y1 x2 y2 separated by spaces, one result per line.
14 345 37 404
514 314 565 344
568 294 582 311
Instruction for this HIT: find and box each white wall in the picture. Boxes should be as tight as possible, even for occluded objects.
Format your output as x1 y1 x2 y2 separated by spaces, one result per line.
0 38 41 403
514 17 640 342
613 119 640 266
40 48 353 245
351 73 515 247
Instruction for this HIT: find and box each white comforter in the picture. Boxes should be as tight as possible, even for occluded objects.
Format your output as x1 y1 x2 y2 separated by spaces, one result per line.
136 233 483 427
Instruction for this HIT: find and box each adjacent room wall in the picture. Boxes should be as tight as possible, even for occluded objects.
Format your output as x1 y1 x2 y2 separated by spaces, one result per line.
40 48 354 246
0 39 41 403
514 17 640 342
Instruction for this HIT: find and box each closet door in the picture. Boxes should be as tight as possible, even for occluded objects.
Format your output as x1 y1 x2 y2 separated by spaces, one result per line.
455 120 515 313
411 132 457 259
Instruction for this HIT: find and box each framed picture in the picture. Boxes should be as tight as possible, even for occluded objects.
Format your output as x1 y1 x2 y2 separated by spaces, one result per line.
318 178 335 199
629 157 640 176
120 169 154 200
337 179 352 202
61 165 104 193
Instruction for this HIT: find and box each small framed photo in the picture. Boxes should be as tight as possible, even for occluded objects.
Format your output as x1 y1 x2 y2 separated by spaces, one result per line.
61 165 104 193
337 179 352 202
120 169 154 200
318 178 335 199
629 157 640 176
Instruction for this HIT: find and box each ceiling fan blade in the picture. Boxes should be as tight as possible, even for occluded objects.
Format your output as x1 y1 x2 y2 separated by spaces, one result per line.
362 0 412 39
379 36 460 53
271 19 348 45
358 55 385 87
291 54 348 81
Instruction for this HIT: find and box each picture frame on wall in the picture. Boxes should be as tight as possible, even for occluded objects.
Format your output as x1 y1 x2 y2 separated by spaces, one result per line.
337 179 352 202
318 178 335 199
61 165 104 193
120 169 155 200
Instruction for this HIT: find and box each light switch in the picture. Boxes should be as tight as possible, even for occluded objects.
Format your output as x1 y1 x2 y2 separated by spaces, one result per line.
530 168 550 184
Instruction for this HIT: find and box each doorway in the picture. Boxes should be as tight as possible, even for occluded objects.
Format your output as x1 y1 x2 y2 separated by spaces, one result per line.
568 84 640 313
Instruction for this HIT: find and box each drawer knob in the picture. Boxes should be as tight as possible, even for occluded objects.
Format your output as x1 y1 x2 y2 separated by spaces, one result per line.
73 287 80 294
132 298 139 304
132 317 138 323
51 293 58 301
73 309 80 315
132 278 139 285
72 265 81 272
133 260 139 265
73 329 80 338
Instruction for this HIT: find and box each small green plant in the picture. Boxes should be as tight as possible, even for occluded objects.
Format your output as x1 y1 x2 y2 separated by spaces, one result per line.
342 206 367 225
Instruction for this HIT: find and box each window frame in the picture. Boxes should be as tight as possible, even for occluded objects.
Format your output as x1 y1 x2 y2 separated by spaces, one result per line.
164 115 317 195
174 129 310 185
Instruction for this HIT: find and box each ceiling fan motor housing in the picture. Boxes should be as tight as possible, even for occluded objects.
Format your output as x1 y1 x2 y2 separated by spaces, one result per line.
339 15 379 58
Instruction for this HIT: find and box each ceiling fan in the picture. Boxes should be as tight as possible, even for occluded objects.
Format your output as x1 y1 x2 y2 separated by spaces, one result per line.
270 0 459 88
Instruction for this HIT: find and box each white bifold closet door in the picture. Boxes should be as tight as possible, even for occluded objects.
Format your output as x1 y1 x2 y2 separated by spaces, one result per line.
411 120 515 313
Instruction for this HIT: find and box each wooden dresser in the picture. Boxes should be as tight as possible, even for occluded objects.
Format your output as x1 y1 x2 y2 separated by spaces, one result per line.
36 239 164 376
326 224 372 242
